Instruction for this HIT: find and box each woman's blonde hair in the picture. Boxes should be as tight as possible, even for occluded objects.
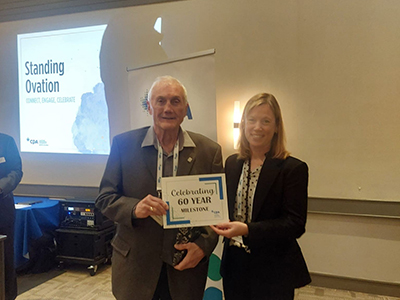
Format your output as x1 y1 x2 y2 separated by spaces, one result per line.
237 93 290 160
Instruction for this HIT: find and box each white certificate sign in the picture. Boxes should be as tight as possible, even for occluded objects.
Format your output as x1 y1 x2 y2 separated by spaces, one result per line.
162 174 229 229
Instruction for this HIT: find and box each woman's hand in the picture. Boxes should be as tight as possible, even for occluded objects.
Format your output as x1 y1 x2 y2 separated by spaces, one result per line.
211 221 249 239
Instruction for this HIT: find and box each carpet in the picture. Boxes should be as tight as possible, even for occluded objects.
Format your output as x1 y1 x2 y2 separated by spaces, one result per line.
17 267 66 295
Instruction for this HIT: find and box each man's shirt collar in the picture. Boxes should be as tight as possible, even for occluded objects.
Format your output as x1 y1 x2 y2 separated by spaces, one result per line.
141 126 195 151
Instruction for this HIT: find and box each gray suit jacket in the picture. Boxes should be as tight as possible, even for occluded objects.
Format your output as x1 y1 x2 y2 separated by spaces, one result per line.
96 127 223 300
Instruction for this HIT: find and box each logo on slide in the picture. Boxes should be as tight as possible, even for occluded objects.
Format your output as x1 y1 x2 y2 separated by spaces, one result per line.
26 137 48 146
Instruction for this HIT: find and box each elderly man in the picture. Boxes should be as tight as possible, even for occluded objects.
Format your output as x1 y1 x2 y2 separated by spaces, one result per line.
0 133 23 300
96 76 222 300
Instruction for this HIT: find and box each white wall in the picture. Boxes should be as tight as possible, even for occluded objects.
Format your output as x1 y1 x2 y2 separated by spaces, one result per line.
300 213 400 284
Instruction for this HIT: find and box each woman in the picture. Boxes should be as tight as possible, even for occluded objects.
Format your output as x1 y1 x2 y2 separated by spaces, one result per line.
211 93 311 300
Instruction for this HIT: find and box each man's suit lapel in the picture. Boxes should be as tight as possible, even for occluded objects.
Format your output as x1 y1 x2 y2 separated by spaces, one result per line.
177 147 196 176
251 158 282 220
142 145 157 183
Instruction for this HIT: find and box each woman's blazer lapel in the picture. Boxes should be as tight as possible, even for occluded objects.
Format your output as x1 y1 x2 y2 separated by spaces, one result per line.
251 158 283 221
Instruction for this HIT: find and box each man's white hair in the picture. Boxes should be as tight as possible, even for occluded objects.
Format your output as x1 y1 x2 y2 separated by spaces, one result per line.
148 75 188 104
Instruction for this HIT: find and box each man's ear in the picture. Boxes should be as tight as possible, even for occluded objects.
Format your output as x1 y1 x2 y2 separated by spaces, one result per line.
147 100 152 115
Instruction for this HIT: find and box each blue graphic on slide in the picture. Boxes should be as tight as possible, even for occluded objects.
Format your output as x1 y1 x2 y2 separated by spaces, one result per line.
71 82 110 154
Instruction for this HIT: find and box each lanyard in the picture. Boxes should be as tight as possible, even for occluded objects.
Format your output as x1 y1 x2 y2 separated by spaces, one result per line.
156 139 179 196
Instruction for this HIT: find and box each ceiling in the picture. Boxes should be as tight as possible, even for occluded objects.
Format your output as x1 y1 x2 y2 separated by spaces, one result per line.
0 0 183 23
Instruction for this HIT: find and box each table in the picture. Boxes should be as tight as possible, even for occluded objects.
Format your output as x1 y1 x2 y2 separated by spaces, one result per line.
14 197 60 269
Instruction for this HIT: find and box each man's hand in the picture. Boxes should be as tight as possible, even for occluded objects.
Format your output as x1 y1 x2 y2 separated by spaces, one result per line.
211 221 248 239
173 242 205 271
135 194 169 218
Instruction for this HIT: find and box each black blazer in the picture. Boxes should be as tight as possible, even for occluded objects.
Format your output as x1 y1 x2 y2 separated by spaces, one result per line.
0 133 23 228
221 153 311 290
0 133 22 300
